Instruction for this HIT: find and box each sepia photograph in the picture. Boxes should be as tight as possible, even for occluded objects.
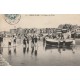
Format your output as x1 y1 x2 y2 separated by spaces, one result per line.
0 14 80 66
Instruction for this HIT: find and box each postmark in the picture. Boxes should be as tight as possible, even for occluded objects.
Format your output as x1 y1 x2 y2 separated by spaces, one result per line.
4 14 21 25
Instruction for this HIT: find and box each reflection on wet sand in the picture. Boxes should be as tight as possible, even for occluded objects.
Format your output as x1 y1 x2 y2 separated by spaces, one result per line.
0 34 80 66
31 47 34 55
27 47 29 53
2 40 80 66
35 50 37 56
8 48 12 55
23 47 26 54
45 46 75 53
14 47 16 54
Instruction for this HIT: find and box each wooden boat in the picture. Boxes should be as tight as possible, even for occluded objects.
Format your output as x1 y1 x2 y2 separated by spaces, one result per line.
46 39 73 47
46 39 58 47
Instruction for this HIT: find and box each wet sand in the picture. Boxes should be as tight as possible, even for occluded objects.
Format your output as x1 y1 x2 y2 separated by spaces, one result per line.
1 38 80 66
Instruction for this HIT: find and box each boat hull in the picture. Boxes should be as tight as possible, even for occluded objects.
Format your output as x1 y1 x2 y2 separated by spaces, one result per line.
46 39 73 47
46 40 58 47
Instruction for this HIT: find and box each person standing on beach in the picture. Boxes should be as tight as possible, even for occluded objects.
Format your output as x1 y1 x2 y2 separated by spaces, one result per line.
74 30 76 40
34 31 38 50
23 36 26 47
27 35 29 47
8 37 12 55
13 35 17 47
24 34 29 47
31 35 34 48
8 38 12 48
34 35 37 47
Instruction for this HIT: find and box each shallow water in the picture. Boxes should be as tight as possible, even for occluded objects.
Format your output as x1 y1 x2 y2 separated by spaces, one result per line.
1 38 80 66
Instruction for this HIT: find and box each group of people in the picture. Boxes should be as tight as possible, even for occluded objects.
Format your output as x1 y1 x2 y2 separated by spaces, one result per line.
22 33 38 56
6 34 38 56
8 35 17 47
52 33 71 40
23 34 38 50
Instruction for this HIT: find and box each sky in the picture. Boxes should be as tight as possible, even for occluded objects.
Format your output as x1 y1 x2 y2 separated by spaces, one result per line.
0 14 80 31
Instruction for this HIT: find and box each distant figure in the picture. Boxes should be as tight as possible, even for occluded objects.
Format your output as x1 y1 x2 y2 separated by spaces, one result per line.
61 34 64 40
23 37 26 47
43 37 45 43
31 35 34 48
39 35 40 40
73 30 76 39
34 35 37 48
8 38 12 48
14 37 16 44
43 37 46 47
27 36 29 47
13 36 17 47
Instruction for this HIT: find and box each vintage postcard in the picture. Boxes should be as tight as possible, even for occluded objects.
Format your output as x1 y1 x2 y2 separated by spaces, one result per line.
0 14 80 66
